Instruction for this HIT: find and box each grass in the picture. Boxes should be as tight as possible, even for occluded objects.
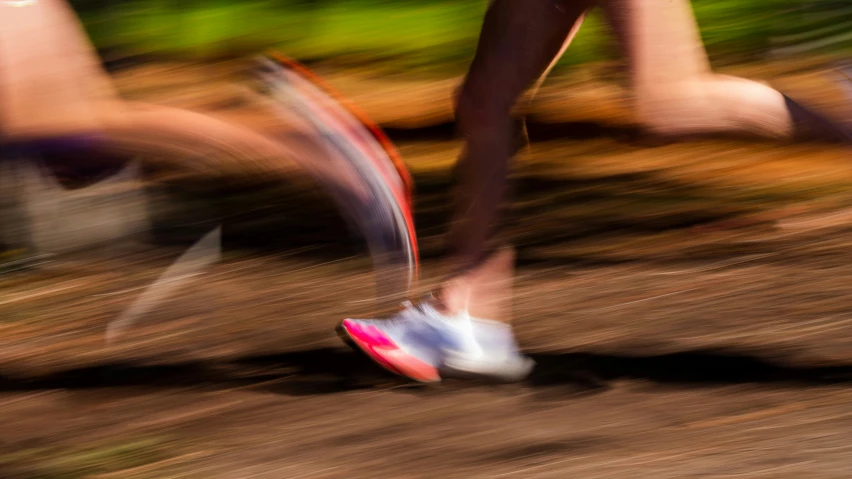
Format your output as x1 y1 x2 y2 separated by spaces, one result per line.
0 437 174 479
74 0 852 74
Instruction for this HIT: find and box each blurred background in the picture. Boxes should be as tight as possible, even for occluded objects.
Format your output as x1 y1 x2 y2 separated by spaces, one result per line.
2 1 852 477
73 0 852 71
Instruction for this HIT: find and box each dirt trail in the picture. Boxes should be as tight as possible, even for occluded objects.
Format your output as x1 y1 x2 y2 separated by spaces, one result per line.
2 61 852 478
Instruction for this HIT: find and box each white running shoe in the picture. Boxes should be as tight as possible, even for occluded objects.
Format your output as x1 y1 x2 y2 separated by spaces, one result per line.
337 296 534 383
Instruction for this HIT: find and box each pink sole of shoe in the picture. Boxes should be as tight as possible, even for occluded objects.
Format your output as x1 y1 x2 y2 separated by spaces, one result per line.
339 319 440 383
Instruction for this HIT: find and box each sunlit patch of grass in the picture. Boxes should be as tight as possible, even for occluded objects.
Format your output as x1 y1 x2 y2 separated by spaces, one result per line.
0 437 174 479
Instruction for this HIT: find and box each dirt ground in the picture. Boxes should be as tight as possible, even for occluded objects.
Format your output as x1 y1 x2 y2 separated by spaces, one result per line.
2 60 852 478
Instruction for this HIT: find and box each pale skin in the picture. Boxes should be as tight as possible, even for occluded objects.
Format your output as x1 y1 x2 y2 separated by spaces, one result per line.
438 0 852 322
2 0 423 308
0 0 368 197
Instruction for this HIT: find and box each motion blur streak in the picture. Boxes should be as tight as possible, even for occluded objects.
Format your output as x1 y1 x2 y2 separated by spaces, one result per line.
2 1 852 478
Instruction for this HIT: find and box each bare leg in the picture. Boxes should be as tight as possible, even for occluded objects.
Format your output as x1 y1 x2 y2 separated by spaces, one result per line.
0 0 120 141
100 104 366 193
0 0 371 200
438 0 593 322
600 0 850 142
1 0 407 279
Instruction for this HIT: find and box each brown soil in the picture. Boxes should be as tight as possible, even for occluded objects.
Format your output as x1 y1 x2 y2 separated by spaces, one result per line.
2 60 852 478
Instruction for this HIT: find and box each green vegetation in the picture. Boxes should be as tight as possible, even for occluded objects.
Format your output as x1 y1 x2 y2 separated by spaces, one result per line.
0 437 173 478
72 0 852 74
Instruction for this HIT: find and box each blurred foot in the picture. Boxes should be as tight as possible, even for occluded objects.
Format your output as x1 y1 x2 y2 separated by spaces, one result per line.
337 296 534 383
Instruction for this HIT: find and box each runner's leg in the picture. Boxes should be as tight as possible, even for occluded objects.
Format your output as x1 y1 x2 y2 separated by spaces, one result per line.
438 0 594 322
0 0 120 142
601 0 850 142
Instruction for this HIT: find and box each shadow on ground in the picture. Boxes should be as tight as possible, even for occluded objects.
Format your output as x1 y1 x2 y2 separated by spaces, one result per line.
153 165 766 265
2 348 850 398
382 119 642 143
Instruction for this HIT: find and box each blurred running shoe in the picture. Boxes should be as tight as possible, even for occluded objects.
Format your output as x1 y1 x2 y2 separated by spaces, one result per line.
337 296 534 383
